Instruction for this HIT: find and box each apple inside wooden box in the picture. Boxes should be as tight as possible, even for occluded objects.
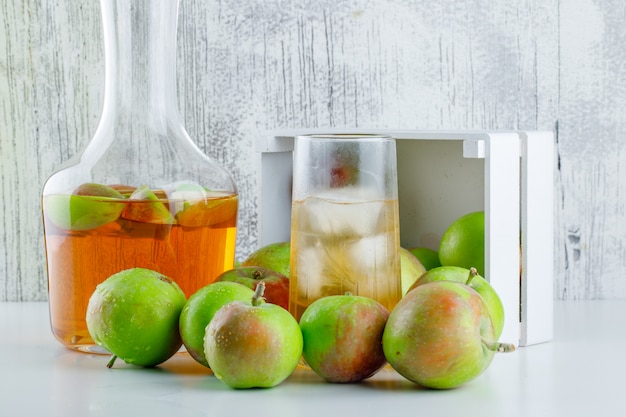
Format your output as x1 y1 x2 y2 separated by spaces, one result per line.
255 129 554 347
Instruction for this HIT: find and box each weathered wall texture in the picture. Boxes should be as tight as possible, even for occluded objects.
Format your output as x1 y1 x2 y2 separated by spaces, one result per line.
1 0 624 301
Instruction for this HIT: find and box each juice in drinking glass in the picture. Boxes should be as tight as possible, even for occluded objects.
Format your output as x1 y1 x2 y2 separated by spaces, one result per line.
288 134 402 321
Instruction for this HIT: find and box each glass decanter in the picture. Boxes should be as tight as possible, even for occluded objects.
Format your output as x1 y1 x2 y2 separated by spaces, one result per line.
41 0 238 352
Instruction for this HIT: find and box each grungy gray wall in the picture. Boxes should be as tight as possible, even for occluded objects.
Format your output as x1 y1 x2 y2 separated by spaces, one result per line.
2 0 624 301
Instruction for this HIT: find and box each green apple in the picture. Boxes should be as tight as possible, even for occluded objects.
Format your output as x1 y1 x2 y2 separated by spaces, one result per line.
204 283 303 389
408 266 505 339
241 242 290 277
213 266 290 310
400 247 427 295
408 247 441 271
179 281 255 368
382 280 514 389
299 293 389 383
86 268 187 368
438 211 484 275
44 183 126 231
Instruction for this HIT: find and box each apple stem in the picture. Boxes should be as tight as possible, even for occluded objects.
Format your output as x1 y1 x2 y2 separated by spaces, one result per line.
466 267 478 285
106 355 118 368
252 282 266 306
482 339 516 353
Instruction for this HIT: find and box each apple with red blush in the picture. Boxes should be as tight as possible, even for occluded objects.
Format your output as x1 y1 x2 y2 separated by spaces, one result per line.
213 266 289 310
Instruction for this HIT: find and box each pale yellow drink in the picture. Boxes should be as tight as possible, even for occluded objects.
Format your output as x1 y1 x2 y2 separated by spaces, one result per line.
289 190 402 320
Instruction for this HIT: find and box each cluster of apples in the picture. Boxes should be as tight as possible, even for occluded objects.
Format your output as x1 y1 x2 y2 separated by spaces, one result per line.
85 209 514 389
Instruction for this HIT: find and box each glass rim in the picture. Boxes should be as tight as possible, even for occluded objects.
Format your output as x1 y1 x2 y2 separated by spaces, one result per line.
295 133 393 141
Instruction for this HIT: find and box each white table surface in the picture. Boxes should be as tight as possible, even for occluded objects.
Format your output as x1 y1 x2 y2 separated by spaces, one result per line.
1 300 624 417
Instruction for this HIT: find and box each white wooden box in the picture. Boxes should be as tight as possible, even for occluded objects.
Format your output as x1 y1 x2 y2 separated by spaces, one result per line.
255 129 554 347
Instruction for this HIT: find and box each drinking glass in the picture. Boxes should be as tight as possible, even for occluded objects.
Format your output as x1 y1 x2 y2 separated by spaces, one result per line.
289 134 402 320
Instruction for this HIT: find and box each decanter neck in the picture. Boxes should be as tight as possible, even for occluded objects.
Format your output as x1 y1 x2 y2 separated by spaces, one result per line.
99 0 181 127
